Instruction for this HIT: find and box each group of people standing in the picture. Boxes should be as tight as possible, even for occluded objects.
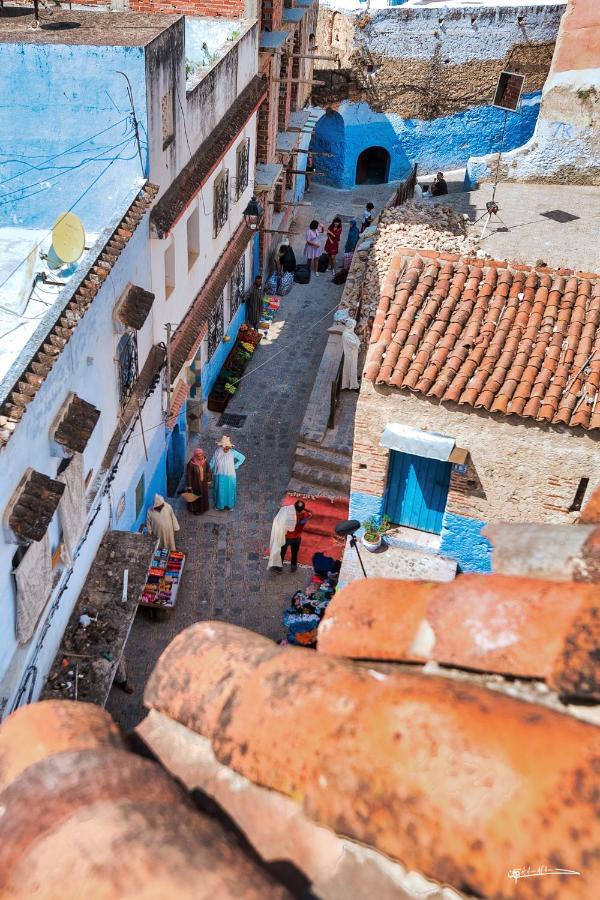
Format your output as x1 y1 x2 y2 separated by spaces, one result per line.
303 201 374 277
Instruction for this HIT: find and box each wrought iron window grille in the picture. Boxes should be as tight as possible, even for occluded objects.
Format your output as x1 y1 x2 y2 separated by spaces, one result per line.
236 139 250 200
117 331 139 407
229 256 246 318
213 170 230 237
208 293 225 360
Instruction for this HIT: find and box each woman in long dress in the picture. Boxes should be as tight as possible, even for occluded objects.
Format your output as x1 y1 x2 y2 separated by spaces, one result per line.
186 448 210 515
341 318 361 390
324 216 342 272
146 494 180 550
304 219 323 276
209 435 246 510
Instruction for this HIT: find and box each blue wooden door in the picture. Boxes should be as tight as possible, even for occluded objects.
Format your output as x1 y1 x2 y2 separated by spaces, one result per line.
385 451 451 534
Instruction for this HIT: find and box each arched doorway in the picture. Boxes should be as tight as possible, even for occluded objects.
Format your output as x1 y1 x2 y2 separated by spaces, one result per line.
355 147 390 185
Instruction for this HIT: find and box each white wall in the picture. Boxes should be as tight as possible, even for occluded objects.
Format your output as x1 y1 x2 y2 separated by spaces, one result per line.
0 211 159 718
150 115 258 346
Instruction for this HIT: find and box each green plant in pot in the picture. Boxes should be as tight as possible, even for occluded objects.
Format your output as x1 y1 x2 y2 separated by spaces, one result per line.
361 515 392 552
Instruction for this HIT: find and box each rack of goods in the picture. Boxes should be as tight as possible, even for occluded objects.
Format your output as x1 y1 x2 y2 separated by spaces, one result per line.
139 548 186 621
207 324 261 413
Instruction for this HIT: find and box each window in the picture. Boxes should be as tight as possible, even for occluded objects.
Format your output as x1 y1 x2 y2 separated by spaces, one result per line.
187 205 200 271
213 169 229 237
229 255 246 318
569 477 589 512
117 332 138 407
236 138 250 199
207 293 224 359
135 474 145 519
164 242 175 299
161 90 174 150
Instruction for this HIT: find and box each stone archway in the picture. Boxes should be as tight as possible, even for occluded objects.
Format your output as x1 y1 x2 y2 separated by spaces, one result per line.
355 146 391 185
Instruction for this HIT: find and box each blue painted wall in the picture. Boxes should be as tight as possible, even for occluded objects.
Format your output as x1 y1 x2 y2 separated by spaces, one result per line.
349 490 385 534
0 43 148 230
311 97 542 188
439 512 492 574
201 302 246 398
166 404 188 496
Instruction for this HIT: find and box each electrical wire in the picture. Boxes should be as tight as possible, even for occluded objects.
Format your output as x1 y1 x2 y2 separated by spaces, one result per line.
0 133 137 205
0 116 131 187
0 151 131 297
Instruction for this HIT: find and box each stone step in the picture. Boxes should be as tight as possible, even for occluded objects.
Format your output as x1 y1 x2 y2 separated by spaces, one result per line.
290 462 352 494
294 443 352 474
287 478 348 502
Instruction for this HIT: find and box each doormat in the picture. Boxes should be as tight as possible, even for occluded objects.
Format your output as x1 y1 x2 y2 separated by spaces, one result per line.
217 413 247 428
265 495 349 567
540 210 580 224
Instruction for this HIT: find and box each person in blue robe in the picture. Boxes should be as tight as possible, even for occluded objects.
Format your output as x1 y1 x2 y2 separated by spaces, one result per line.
209 435 245 510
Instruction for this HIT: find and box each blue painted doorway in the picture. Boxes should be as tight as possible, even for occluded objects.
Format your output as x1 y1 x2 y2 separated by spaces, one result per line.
385 451 451 534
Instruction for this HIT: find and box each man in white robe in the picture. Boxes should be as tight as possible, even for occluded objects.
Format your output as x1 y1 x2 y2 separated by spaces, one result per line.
146 494 180 551
341 318 360 390
268 504 298 571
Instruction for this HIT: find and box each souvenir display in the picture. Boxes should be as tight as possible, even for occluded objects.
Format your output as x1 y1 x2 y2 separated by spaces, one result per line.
281 553 341 647
139 549 186 612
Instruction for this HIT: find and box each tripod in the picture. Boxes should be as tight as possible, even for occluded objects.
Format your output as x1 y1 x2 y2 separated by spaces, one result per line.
348 533 368 579
474 109 510 239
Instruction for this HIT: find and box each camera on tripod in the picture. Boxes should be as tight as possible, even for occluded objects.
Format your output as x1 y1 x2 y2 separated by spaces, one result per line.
486 201 499 215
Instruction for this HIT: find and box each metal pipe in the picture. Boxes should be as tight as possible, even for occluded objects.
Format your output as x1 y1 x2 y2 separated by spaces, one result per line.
165 323 172 421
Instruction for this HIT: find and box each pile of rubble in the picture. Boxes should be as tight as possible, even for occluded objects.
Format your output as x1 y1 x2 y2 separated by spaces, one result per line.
340 200 482 319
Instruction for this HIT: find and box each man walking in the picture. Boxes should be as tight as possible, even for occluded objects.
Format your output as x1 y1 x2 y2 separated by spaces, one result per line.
268 500 313 573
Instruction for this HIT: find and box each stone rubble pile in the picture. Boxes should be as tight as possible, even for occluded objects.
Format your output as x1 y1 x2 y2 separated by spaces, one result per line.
339 201 483 320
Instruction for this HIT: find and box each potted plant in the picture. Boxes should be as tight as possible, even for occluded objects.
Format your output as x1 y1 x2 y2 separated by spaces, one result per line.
361 515 392 552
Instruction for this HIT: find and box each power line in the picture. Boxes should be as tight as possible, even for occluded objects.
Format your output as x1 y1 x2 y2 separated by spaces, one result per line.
0 116 131 188
0 134 137 205
0 153 129 297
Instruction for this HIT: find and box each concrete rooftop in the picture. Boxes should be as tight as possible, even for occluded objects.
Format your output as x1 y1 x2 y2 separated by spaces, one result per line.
0 7 180 46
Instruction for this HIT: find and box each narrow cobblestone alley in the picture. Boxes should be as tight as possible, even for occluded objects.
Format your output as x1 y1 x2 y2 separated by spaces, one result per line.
107 181 396 729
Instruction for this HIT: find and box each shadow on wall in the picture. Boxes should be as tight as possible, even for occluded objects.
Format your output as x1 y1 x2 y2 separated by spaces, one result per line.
311 108 411 188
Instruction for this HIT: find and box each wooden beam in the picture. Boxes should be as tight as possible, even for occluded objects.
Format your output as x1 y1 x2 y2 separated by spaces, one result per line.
290 54 339 62
266 201 312 207
271 78 325 86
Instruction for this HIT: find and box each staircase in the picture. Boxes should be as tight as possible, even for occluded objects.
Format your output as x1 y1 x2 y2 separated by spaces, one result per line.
289 440 353 499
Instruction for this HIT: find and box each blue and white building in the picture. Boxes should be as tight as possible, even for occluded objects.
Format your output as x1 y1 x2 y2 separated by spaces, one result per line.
0 8 261 716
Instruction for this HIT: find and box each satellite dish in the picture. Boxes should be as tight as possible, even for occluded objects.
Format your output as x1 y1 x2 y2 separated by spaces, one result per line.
51 212 85 264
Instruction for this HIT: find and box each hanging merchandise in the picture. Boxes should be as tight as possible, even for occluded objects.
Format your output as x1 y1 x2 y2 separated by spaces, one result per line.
266 272 279 294
278 271 294 295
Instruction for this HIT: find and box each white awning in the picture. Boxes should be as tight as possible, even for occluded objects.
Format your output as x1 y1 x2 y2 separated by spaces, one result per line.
379 423 455 461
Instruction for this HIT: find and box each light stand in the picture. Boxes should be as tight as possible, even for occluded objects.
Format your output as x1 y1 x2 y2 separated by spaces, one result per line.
335 519 367 579
474 71 525 239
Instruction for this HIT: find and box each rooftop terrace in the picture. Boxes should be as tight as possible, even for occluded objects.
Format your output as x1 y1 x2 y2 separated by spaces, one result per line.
0 7 179 46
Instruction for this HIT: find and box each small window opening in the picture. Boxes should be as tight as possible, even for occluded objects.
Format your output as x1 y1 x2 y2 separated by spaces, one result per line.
569 477 589 512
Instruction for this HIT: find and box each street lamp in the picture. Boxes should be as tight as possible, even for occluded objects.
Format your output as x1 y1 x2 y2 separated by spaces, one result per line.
243 196 264 231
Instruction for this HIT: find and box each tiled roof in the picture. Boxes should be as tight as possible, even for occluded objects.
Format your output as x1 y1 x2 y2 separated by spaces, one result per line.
143 620 599 899
580 485 600 523
116 284 155 330
167 379 191 431
0 702 291 899
364 249 600 430
150 76 267 239
170 222 252 380
0 182 158 451
8 469 65 543
318 575 600 699
53 393 100 454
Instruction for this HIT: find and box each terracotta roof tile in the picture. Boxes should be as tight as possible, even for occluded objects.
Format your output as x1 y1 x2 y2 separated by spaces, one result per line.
53 393 100 454
0 703 291 899
170 223 252 381
167 379 191 430
116 283 155 330
364 250 600 430
151 76 267 239
580 486 600 524
143 621 600 898
8 469 65 542
0 701 123 792
0 183 158 451
317 576 600 698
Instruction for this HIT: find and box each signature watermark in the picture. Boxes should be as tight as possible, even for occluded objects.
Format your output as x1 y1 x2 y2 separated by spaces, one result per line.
508 865 581 883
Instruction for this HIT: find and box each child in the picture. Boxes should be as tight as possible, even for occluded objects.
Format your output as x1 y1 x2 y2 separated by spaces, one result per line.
360 202 375 233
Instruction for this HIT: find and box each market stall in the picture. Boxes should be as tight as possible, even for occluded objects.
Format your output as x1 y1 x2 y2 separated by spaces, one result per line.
208 324 261 413
139 547 186 621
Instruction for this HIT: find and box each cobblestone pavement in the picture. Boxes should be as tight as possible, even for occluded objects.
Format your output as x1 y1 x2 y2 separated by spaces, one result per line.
107 181 398 731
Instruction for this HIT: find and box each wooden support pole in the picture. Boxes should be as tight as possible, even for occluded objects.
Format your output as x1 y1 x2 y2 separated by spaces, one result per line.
282 169 324 176
289 54 339 62
266 201 312 207
271 78 325 86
